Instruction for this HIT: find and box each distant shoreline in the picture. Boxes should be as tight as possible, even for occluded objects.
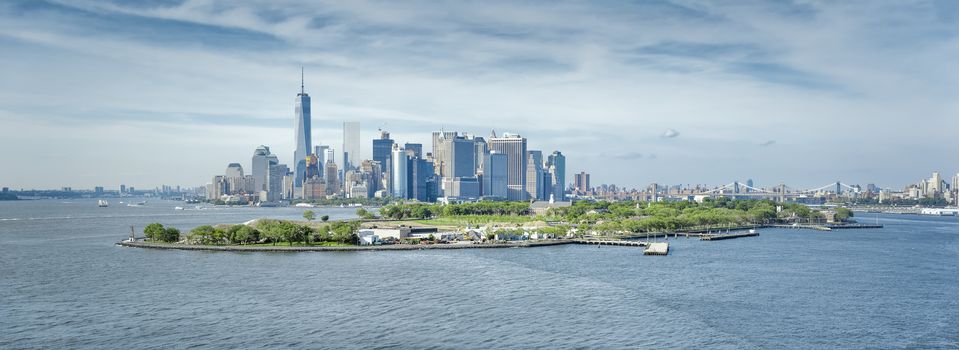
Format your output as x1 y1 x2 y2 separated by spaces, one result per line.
116 239 574 252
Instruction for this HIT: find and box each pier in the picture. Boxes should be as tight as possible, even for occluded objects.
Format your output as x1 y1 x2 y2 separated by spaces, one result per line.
700 232 760 241
572 239 649 247
644 243 669 255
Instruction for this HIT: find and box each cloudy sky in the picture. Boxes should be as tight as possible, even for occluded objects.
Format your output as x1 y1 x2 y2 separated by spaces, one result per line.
2 0 958 190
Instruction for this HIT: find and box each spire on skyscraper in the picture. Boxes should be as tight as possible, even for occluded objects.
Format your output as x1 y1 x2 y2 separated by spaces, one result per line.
300 66 304 94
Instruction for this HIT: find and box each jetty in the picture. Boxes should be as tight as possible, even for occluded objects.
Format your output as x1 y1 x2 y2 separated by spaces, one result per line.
644 243 669 255
572 239 649 247
700 231 760 241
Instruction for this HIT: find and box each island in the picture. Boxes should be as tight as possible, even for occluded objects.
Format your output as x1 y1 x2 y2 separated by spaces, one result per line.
118 198 870 253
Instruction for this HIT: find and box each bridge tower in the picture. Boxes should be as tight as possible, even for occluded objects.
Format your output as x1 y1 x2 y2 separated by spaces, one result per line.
836 181 841 195
779 183 786 202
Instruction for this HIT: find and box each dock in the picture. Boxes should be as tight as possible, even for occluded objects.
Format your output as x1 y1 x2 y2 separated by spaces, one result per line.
573 239 649 247
644 243 669 255
700 232 760 241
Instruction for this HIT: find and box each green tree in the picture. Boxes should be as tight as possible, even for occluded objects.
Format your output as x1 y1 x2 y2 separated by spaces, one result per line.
321 215 330 222
160 227 181 243
835 207 854 221
303 210 315 222
188 225 222 245
143 223 164 241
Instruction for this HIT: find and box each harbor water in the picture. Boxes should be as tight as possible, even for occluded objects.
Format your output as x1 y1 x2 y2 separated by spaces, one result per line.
1 200 957 349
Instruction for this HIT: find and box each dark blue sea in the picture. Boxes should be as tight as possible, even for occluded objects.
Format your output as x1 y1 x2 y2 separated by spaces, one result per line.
1 199 957 349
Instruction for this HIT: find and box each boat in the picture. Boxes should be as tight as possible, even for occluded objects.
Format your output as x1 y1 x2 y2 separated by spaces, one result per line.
174 206 184 210
294 203 314 208
748 229 757 234
97 200 109 207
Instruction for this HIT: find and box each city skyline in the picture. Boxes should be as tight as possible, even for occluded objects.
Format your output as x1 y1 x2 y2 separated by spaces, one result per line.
3 1 959 189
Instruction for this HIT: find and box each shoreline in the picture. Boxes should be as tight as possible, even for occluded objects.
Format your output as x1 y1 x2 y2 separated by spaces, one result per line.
117 239 575 252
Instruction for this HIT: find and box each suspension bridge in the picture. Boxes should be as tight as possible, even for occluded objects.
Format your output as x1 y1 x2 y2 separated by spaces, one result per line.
696 181 861 201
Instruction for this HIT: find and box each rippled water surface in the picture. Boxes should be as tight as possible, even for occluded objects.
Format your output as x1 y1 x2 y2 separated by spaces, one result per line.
2 200 958 349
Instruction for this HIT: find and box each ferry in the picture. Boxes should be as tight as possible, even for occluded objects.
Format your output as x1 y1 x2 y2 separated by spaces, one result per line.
97 200 109 207
174 206 184 210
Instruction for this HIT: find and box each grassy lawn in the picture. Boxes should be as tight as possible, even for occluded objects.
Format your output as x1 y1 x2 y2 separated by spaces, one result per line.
366 215 549 229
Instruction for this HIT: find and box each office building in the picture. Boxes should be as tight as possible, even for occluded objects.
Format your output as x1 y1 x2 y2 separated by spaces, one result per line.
342 122 361 171
293 70 312 191
324 161 339 195
526 150 544 200
410 157 436 202
404 143 423 159
268 163 288 201
575 171 590 195
546 151 566 201
391 144 408 199
482 151 508 199
314 145 330 173
488 132 528 200
251 145 276 193
372 130 394 174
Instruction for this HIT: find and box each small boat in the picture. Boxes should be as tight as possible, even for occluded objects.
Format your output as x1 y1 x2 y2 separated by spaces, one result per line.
748 229 757 234
97 200 109 207
174 206 184 210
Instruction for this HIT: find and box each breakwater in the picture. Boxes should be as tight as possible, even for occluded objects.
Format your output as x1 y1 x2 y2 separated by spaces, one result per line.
116 239 575 252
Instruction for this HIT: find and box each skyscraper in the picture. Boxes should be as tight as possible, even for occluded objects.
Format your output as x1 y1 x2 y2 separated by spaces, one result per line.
391 144 408 199
547 151 566 201
251 145 273 193
372 130 394 174
404 143 423 159
342 122 361 171
293 69 312 192
488 132 528 200
526 150 544 200
482 151 508 199
575 171 590 195
314 145 330 172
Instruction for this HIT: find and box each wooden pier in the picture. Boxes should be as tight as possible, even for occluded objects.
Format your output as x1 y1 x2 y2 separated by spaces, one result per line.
700 232 760 241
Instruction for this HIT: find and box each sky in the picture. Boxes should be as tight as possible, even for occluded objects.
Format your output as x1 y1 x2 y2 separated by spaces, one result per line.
1 0 958 191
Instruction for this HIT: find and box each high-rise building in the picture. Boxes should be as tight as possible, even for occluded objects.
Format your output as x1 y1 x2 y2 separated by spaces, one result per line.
482 151 508 199
404 143 423 159
410 157 436 202
431 131 458 176
525 150 544 200
251 145 275 193
314 145 330 173
488 132 528 200
391 144 408 199
342 122 361 171
574 171 590 195
473 136 487 175
431 132 475 178
225 163 244 178
372 130 394 174
323 147 335 173
546 151 566 201
268 163 288 201
324 161 339 195
293 69 312 191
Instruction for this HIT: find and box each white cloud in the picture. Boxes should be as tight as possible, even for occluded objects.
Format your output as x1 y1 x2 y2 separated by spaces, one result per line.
1 1 958 189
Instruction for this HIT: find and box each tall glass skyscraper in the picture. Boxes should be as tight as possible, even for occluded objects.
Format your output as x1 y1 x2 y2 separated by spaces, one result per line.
293 69 312 191
488 133 527 200
342 122 361 171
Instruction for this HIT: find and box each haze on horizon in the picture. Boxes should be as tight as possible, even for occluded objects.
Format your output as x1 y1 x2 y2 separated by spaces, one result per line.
1 0 957 190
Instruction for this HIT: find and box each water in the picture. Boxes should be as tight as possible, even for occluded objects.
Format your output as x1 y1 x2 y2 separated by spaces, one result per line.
1 200 957 349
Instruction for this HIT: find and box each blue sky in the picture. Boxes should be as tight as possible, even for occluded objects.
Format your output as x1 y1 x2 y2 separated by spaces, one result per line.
1 0 958 190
